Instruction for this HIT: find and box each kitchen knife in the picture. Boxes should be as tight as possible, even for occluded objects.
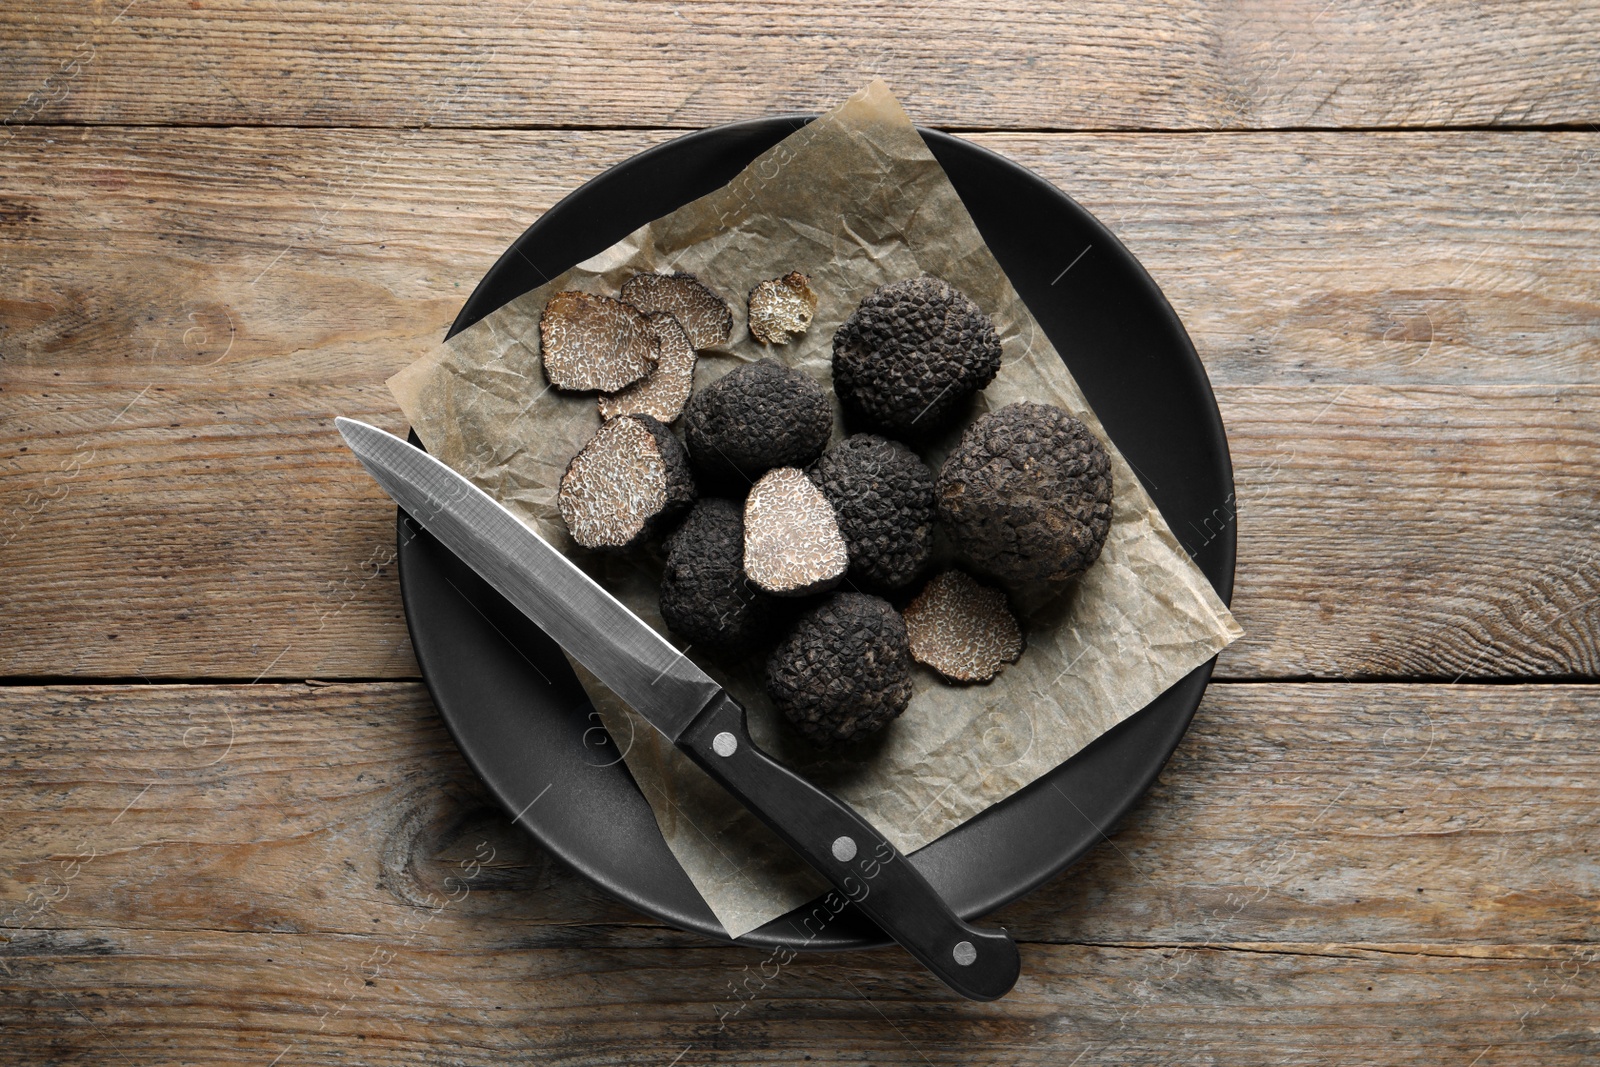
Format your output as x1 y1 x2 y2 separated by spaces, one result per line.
336 417 1019 1000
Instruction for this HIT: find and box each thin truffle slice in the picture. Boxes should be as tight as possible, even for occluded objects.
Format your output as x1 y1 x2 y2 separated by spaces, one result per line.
936 401 1113 585
807 434 935 590
540 291 660 393
660 498 778 655
903 570 1024 684
598 312 697 423
832 276 1002 435
558 415 695 551
767 592 913 745
747 271 818 345
620 272 733 349
683 358 833 487
744 467 848 597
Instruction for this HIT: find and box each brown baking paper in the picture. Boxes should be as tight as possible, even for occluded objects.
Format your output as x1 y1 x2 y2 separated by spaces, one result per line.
389 80 1243 939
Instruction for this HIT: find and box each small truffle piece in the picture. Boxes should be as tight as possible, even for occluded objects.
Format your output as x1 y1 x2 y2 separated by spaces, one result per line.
767 592 913 745
832 276 1003 435
683 359 833 486
598 312 697 424
936 401 1113 585
744 467 848 597
558 414 695 551
747 271 818 345
540 290 660 393
659 498 778 654
620 271 733 349
903 570 1024 684
807 434 935 590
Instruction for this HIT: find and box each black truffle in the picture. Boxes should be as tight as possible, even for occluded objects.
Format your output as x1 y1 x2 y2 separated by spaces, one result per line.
747 271 818 345
767 592 913 745
558 414 695 551
744 467 849 598
832 276 1002 435
902 570 1024 684
598 311 697 424
683 359 833 487
540 290 659 392
936 402 1113 585
659 498 777 655
620 271 733 350
807 434 935 590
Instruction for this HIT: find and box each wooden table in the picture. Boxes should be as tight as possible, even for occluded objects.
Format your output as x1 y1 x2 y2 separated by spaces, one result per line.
2 3 1596 1063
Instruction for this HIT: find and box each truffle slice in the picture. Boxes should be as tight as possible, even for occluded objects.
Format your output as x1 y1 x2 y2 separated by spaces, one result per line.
747 271 818 345
659 498 777 655
598 312 697 424
683 358 833 486
936 401 1113 585
767 592 913 745
807 434 935 590
903 570 1024 684
540 291 660 393
620 271 733 349
558 414 695 551
832 276 1002 435
743 467 848 597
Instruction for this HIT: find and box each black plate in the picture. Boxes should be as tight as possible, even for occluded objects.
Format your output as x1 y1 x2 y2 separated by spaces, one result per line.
397 117 1236 951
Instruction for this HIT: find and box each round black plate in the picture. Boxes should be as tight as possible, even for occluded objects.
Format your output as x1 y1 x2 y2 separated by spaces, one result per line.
397 117 1236 950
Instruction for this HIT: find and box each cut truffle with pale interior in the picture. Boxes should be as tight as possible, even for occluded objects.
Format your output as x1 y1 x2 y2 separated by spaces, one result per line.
540 290 660 393
659 498 778 655
598 312 697 424
743 466 848 597
747 271 818 345
832 276 1002 435
620 271 733 350
936 401 1113 585
807 433 935 590
767 592 913 745
683 358 833 487
902 570 1024 684
558 414 695 551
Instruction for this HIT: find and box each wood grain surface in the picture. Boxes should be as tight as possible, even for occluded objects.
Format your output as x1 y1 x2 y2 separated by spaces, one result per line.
2 4 1596 1063
0 682 1595 1064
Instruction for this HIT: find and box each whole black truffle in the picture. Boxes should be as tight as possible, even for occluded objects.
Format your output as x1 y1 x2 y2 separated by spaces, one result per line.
807 434 935 590
936 402 1113 585
659 498 777 655
766 592 913 746
832 276 1002 435
683 359 833 487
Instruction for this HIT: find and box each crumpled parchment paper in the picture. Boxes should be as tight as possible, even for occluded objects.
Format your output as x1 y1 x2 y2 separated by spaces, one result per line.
389 80 1243 939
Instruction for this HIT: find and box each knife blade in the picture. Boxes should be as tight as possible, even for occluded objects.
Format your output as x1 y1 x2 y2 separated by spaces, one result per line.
336 417 1019 1000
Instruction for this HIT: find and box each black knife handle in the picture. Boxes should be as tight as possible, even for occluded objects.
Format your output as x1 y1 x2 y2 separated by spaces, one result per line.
678 692 1020 1001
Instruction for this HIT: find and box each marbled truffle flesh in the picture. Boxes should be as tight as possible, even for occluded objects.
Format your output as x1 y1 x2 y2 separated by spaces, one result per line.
743 467 848 597
540 290 659 392
557 415 695 551
902 570 1024 684
620 271 733 350
832 276 1002 435
659 498 777 654
598 311 697 424
683 358 833 486
936 401 1113 585
767 592 913 745
747 271 818 345
807 434 935 590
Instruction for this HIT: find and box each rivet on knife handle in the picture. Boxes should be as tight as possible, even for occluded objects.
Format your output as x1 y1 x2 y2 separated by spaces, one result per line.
680 692 1021 1001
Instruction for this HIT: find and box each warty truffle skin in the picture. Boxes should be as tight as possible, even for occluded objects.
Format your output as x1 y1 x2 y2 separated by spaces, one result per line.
936 401 1113 585
659 498 777 655
807 434 936 590
766 592 913 746
683 358 833 487
832 276 1003 436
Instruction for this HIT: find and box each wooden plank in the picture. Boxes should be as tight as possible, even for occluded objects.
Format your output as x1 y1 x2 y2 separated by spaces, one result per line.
0 683 1593 947
2 2 1598 131
1 127 1596 679
0 682 1596 1063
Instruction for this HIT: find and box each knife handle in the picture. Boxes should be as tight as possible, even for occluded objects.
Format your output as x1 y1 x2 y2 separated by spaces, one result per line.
679 692 1020 1001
